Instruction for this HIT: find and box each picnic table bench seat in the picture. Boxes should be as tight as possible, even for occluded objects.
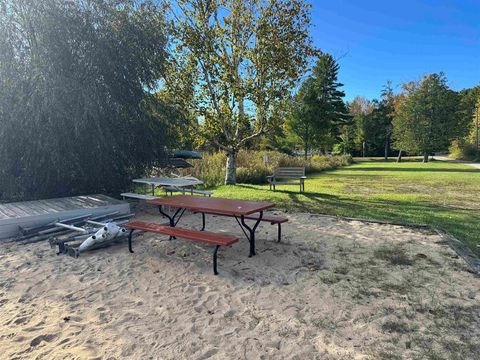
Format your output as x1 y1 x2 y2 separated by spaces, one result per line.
194 210 288 242
163 186 213 197
267 167 306 192
124 220 238 275
121 192 160 201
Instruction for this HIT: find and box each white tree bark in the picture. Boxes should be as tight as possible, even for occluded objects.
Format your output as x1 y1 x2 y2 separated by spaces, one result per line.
225 151 237 184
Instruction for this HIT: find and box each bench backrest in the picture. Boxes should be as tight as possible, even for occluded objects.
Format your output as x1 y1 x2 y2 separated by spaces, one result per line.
274 167 305 178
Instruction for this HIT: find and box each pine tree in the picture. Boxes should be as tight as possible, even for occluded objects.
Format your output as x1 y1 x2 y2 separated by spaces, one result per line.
288 53 350 156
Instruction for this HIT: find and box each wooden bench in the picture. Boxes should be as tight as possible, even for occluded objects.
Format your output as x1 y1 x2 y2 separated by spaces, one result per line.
121 192 160 201
163 186 213 197
196 211 288 242
124 220 238 275
267 167 306 192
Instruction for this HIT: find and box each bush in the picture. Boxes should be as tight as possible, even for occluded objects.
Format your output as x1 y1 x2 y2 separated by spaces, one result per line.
185 152 226 188
237 166 271 184
183 150 352 187
449 139 480 161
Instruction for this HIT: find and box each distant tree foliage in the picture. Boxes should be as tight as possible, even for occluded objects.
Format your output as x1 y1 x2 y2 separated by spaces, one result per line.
0 0 173 201
287 53 350 158
458 86 480 137
392 73 460 162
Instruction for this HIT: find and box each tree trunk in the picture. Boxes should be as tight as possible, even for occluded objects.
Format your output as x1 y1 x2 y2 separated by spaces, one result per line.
423 152 429 163
225 151 237 185
384 123 392 161
304 147 308 159
384 133 390 160
396 150 402 163
362 141 366 157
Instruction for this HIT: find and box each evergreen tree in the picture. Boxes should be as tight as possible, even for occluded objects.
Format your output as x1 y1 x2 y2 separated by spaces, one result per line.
288 53 350 157
379 81 395 159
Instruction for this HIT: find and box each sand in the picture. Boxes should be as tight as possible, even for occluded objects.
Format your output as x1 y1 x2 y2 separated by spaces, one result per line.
0 208 479 359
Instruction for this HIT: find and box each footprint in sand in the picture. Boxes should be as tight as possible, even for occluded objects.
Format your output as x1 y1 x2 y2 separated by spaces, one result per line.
13 316 29 325
30 333 57 347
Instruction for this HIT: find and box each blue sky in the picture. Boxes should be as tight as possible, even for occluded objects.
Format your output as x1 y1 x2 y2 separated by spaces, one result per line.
310 0 480 101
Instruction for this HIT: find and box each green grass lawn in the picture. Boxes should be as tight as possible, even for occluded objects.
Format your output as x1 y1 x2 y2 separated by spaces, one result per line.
212 159 480 256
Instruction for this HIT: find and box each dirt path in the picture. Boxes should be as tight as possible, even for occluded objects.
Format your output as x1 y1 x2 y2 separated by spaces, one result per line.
434 155 480 169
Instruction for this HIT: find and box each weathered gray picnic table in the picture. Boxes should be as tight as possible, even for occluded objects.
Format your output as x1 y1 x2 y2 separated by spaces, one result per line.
132 176 206 196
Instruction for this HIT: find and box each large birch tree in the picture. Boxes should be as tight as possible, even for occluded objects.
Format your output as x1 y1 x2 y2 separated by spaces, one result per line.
165 0 316 184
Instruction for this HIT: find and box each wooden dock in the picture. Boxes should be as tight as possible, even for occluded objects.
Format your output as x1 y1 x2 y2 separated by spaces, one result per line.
0 194 130 240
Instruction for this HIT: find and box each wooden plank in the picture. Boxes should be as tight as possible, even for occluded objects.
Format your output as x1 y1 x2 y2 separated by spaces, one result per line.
125 221 238 246
37 200 66 212
0 208 12 219
0 204 20 218
19 201 50 216
1 203 27 217
69 196 92 208
85 195 109 204
2 203 30 217
23 200 55 214
148 195 274 216
0 212 10 220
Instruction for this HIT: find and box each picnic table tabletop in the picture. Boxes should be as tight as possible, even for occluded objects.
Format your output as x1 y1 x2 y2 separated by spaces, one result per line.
132 176 203 188
148 195 274 216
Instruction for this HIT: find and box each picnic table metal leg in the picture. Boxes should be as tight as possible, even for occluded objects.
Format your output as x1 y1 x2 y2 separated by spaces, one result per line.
240 211 263 257
159 205 184 239
277 223 282 243
128 229 135 253
201 212 206 231
213 245 220 275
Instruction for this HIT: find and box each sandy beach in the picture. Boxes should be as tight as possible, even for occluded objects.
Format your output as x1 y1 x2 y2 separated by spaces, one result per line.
0 208 479 359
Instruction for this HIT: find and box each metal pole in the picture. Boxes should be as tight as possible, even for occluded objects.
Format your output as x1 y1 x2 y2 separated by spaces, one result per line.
476 106 479 150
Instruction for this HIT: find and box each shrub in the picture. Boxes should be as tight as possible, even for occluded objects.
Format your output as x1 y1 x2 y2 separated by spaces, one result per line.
186 152 226 188
236 166 271 184
449 139 480 161
182 150 352 187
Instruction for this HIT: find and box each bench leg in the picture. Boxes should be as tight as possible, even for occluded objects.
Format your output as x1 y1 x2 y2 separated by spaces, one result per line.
277 223 282 243
201 212 206 231
213 245 220 275
128 229 135 253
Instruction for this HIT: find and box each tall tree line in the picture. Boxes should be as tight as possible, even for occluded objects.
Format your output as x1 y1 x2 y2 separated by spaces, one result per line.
332 74 475 162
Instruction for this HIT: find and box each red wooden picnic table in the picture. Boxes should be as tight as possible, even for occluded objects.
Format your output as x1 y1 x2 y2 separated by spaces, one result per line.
147 195 275 257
